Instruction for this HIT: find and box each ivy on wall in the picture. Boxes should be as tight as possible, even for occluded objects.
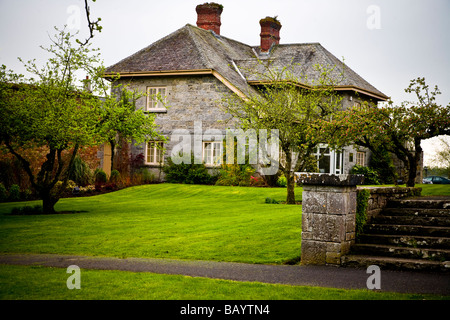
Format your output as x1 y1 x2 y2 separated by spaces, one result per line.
356 189 370 236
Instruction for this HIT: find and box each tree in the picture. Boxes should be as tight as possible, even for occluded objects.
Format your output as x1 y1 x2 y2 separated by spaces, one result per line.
0 29 104 213
99 85 164 173
321 77 450 187
430 137 450 178
0 28 160 213
223 62 343 204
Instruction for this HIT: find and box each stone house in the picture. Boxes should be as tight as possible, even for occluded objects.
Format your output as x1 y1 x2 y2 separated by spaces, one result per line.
102 3 389 180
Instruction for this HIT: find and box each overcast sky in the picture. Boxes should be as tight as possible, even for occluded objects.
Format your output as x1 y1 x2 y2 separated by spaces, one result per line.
0 0 449 166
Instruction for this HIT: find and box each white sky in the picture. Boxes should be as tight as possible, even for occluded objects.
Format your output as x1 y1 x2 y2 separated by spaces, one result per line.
0 0 449 166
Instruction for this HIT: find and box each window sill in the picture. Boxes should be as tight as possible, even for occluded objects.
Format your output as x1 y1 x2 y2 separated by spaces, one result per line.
144 163 164 167
145 109 167 113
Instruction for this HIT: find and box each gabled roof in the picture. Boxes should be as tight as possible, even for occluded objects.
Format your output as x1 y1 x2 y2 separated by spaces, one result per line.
105 24 388 101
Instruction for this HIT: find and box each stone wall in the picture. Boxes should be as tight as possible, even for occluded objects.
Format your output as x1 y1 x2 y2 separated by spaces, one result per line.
298 173 364 265
298 174 422 266
114 74 235 178
358 186 422 221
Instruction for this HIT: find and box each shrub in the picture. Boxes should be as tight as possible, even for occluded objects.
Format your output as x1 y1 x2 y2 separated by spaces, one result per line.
0 183 7 202
350 165 380 185
265 197 279 204
163 155 216 185
276 175 287 188
8 184 21 201
249 175 266 187
369 147 397 184
104 183 118 191
110 170 121 183
69 155 93 186
21 189 33 200
10 205 43 215
94 169 108 184
215 164 255 186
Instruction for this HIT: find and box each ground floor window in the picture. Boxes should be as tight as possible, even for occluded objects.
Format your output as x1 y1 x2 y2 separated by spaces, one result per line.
356 151 366 166
314 145 344 174
146 141 164 165
203 141 222 166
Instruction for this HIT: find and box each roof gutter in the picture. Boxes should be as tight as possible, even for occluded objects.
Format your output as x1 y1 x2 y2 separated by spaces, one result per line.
247 80 389 101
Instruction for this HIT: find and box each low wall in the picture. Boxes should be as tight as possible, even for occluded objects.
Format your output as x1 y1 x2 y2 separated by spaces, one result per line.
297 173 422 266
298 173 364 265
358 187 422 221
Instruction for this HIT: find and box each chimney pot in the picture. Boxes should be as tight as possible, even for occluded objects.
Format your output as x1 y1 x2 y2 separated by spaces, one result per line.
196 3 223 35
259 16 282 52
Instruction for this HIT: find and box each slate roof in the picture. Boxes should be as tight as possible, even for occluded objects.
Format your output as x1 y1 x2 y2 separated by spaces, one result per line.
105 24 388 101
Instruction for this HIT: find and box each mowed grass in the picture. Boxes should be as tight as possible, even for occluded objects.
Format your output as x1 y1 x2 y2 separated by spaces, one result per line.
0 184 302 264
1 265 444 300
1 183 449 300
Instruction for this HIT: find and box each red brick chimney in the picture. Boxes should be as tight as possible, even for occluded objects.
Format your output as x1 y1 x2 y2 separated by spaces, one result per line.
196 3 223 35
260 17 282 52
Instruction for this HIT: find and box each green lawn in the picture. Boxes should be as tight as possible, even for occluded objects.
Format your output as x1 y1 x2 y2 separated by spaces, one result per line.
0 184 302 264
1 265 443 300
1 183 448 300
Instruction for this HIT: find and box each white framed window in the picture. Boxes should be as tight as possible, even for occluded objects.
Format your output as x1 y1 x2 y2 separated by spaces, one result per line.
313 145 344 174
145 141 164 165
203 141 222 166
146 87 167 111
356 152 366 166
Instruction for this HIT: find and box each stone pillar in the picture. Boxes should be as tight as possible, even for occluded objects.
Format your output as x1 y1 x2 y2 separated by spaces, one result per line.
298 173 364 265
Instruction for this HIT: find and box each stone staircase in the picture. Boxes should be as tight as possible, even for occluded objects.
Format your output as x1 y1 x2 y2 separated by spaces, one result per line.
342 198 450 272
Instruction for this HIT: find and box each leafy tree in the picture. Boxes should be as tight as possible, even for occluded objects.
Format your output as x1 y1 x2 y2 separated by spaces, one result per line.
0 29 104 213
430 137 450 178
99 85 164 173
321 77 450 187
223 62 343 204
0 27 161 213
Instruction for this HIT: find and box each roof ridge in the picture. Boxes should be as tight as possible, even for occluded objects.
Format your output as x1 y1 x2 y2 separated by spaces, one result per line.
315 44 387 97
185 24 214 69
105 24 210 72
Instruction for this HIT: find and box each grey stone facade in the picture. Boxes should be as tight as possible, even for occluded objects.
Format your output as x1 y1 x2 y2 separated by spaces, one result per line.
111 75 377 179
115 74 235 177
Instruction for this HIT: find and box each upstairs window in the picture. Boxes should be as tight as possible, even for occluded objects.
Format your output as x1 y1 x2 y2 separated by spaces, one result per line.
147 87 167 111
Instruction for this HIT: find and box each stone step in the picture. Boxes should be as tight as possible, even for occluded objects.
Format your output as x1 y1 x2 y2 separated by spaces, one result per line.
341 255 450 272
381 207 450 218
371 215 450 227
387 199 450 209
357 234 450 249
364 224 450 237
351 243 450 261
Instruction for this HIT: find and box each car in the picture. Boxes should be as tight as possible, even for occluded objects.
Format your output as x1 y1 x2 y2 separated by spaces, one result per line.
423 176 450 184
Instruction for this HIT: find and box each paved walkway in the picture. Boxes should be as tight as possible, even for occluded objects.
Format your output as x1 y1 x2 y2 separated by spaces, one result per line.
1 253 449 295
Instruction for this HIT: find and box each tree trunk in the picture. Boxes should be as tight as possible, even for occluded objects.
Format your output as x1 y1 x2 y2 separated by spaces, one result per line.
110 139 116 174
286 172 296 204
41 189 59 214
406 139 423 188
